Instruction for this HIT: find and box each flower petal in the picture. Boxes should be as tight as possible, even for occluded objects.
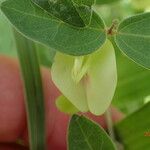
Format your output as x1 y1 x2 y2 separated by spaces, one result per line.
86 40 117 115
51 53 88 112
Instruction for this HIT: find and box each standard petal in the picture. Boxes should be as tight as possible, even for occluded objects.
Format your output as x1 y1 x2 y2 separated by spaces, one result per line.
86 40 117 115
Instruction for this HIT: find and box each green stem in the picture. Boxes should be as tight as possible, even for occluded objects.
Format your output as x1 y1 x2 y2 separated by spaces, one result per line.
105 108 124 150
13 30 46 150
105 107 116 141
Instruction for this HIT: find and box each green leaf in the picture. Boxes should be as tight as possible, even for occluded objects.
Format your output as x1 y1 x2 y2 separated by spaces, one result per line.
32 0 85 27
115 12 150 69
14 31 46 150
74 0 95 6
112 41 150 114
115 102 150 150
32 0 95 27
0 11 17 56
96 0 120 5
56 95 79 114
1 0 106 56
51 40 117 115
36 43 56 68
68 114 116 150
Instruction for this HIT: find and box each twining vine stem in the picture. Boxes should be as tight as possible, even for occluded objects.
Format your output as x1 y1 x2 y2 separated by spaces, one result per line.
105 107 116 141
105 107 124 150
